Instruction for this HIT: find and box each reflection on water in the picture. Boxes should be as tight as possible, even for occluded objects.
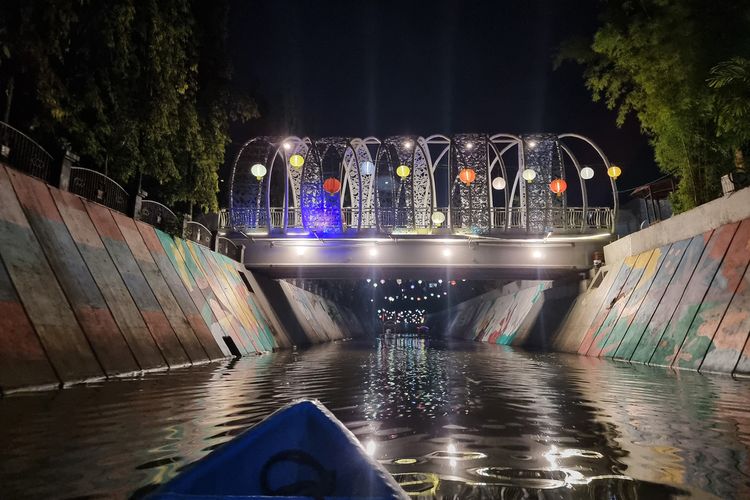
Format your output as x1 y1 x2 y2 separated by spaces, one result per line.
1 335 749 498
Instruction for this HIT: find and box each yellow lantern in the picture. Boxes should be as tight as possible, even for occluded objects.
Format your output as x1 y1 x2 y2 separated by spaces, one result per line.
289 154 305 169
396 165 411 179
522 168 536 183
607 165 622 180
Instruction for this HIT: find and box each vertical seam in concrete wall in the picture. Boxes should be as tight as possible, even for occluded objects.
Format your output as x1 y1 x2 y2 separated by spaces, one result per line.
617 243 683 361
699 255 750 373
172 237 250 354
83 202 187 368
213 255 277 351
0 250 62 390
137 223 226 360
200 248 266 352
577 261 637 355
0 167 104 383
591 250 657 357
112 213 210 364
671 223 745 370
9 173 142 376
185 239 256 353
154 232 234 356
645 233 716 366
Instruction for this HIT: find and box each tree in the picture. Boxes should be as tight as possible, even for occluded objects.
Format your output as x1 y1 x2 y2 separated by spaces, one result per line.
708 57 750 171
0 0 257 211
557 0 750 212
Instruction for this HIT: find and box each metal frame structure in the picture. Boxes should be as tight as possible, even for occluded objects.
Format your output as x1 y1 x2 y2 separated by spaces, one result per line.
229 133 618 236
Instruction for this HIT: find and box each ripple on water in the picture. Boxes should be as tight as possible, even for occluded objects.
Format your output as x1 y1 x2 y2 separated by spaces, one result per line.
0 337 748 499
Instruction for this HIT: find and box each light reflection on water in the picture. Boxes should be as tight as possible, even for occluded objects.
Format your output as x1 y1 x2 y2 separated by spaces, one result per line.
0 336 749 499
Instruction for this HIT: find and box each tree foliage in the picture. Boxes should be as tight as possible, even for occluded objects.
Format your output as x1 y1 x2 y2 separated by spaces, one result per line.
557 0 750 212
0 0 257 211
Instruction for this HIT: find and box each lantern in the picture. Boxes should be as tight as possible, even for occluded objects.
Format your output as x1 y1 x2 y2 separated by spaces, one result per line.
549 178 568 197
607 165 622 180
360 161 374 175
580 166 594 180
431 211 446 225
522 168 537 183
289 154 305 169
492 177 506 190
458 168 476 185
250 163 267 180
322 177 341 195
396 165 411 179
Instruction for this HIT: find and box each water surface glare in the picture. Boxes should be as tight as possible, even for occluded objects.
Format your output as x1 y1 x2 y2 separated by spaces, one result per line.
1 337 750 498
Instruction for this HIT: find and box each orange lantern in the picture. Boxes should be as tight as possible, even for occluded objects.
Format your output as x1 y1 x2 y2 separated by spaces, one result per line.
323 177 341 195
458 168 476 185
549 178 567 197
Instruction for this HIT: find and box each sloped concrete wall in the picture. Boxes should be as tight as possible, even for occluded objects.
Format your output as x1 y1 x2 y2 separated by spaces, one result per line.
553 210 750 376
277 280 364 343
437 281 576 347
0 167 295 393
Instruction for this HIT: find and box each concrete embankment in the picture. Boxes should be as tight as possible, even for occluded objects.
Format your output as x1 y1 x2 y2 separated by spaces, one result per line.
433 279 579 349
553 186 750 376
0 166 362 393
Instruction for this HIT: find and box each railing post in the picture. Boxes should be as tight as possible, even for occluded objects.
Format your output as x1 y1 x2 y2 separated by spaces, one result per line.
132 188 146 219
211 232 219 252
238 244 245 263
58 150 78 191
182 214 191 239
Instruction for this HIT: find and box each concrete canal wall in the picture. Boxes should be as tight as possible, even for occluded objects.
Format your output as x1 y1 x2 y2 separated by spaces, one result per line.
0 166 360 393
437 280 579 349
553 186 750 376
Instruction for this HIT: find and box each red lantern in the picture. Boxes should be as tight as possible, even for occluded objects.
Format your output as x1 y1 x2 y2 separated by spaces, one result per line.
549 178 567 197
323 177 341 195
458 168 476 185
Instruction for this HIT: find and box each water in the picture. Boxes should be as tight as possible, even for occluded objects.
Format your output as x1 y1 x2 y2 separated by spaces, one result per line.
1 336 749 499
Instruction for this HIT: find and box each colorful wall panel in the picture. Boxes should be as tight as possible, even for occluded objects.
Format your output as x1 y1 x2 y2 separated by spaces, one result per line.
441 282 553 347
8 169 141 377
555 214 750 376
278 280 363 342
1 166 357 392
0 168 103 385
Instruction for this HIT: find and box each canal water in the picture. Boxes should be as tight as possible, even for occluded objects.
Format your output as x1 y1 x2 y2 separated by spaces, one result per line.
1 336 749 499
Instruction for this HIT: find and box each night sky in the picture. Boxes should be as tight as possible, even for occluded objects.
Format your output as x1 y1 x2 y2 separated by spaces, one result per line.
227 0 659 194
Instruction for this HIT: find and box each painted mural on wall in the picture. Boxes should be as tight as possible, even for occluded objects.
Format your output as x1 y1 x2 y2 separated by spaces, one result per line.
278 280 361 342
558 216 750 376
0 167 295 391
445 283 550 346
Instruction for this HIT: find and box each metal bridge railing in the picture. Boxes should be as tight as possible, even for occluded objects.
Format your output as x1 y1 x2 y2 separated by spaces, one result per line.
136 200 180 233
184 220 212 247
0 121 55 182
69 166 130 213
225 206 613 234
216 236 243 261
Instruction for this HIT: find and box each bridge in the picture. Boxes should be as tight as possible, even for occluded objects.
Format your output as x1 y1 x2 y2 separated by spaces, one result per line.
224 132 619 279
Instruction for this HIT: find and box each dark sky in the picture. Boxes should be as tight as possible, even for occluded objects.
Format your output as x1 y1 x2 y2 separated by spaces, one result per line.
226 0 659 192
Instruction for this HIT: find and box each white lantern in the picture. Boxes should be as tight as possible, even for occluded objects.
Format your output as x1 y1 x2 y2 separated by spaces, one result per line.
492 177 506 190
360 161 374 176
250 163 267 180
580 166 594 180
431 211 446 225
522 168 537 183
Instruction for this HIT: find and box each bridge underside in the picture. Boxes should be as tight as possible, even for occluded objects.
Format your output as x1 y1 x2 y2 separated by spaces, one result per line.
237 234 614 280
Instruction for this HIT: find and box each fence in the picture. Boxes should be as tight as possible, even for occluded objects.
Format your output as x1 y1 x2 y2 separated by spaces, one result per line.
216 236 243 261
184 220 213 247
230 206 613 234
0 121 55 183
136 200 180 233
69 167 130 214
